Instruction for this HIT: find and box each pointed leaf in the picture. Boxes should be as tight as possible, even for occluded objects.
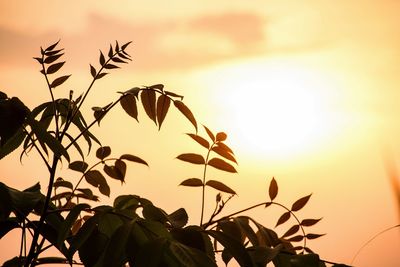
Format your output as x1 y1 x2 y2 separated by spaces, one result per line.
212 146 237 163
99 51 105 66
84 170 110 196
177 153 205 164
140 89 157 124
115 159 127 179
174 100 197 132
206 180 236 195
104 64 119 69
108 44 113 58
120 154 148 166
179 178 203 187
120 94 138 121
45 40 60 52
301 218 322 227
291 194 312 212
269 177 278 201
186 133 209 149
90 64 96 78
164 91 184 100
207 158 237 173
149 84 164 91
281 225 300 238
96 72 108 80
33 57 43 64
45 48 64 56
46 62 65 74
121 41 132 50
203 125 215 141
216 132 227 142
96 146 111 160
167 208 188 228
305 233 325 240
275 211 291 227
287 235 304 242
156 94 171 129
216 142 234 155
44 53 64 64
50 75 70 88
111 57 126 63
53 179 73 190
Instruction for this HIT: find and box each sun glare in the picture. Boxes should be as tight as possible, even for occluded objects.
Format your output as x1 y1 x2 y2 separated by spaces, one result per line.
204 59 339 160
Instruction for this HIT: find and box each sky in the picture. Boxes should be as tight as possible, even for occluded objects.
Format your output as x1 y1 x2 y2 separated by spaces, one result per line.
1 0 400 266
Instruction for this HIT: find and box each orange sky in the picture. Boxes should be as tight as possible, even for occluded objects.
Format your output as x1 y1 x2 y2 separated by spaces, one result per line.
1 1 400 266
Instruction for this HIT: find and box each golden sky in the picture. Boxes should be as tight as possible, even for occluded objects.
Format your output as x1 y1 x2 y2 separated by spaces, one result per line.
1 1 400 266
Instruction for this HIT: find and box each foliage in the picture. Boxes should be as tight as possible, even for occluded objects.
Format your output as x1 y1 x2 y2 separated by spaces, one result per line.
0 40 349 266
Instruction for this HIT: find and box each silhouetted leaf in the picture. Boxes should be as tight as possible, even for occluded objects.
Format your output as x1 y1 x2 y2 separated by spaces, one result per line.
120 154 148 166
118 52 131 61
287 235 304 242
96 72 108 80
305 233 325 240
45 48 64 56
177 153 205 164
103 165 121 182
69 161 88 173
290 253 320 267
108 44 113 58
44 53 64 64
212 146 237 164
203 125 215 141
46 62 65 74
115 159 126 180
33 57 43 64
90 64 96 78
156 94 171 129
111 57 126 63
206 180 236 195
96 146 111 160
120 94 138 121
121 41 132 50
208 158 237 173
50 75 70 88
168 208 188 228
275 211 291 227
269 177 278 201
76 188 94 199
149 84 164 91
99 51 105 66
301 218 322 227
165 91 183 100
104 63 119 69
179 178 203 187
84 170 110 196
291 194 312 212
174 100 197 132
187 133 209 149
281 225 300 238
64 133 85 160
45 40 60 52
141 89 157 124
216 132 227 142
53 178 73 190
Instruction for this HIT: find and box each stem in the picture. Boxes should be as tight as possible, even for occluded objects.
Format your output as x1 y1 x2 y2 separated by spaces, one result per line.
200 143 214 226
23 127 51 171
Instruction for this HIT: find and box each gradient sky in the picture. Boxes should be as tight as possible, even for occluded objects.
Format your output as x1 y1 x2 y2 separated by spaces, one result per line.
1 1 400 266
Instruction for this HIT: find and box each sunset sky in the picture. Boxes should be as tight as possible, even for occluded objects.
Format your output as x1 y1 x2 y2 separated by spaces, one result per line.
1 1 400 266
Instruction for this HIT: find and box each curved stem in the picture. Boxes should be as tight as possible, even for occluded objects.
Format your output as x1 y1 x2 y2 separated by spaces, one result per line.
200 143 214 226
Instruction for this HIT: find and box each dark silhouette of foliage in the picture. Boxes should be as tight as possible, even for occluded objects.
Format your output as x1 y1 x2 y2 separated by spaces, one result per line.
0 40 350 266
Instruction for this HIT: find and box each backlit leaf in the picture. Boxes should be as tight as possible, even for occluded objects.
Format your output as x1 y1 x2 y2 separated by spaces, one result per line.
44 53 64 64
177 153 205 164
216 132 227 142
120 154 148 166
305 233 325 240
216 142 234 155
50 75 70 88
140 89 157 124
45 40 60 52
179 178 203 187
275 211 291 227
203 125 215 141
96 146 111 160
104 64 119 69
99 51 105 66
84 170 110 196
269 177 278 201
96 72 108 80
149 84 164 91
156 94 171 129
120 94 138 121
33 57 43 64
174 100 197 132
165 91 183 100
300 218 322 227
212 146 237 164
121 41 132 50
46 62 65 74
111 57 126 63
90 64 96 78
45 48 64 56
206 180 236 195
281 225 300 238
108 44 113 58
207 158 237 173
287 235 304 242
186 133 209 149
291 194 312 212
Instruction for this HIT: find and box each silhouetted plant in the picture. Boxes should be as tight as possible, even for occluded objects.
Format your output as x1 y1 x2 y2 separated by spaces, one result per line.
0 40 349 266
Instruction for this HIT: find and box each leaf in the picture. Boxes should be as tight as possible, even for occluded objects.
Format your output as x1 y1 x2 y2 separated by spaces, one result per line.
275 211 291 227
206 180 236 195
45 48 64 56
216 132 227 142
301 218 322 227
120 154 148 166
50 75 70 88
53 178 73 190
179 178 203 187
287 235 304 242
207 158 237 173
216 142 234 155
269 177 278 201
44 53 64 64
167 208 188 228
111 57 126 63
156 94 171 129
212 146 237 164
174 100 197 132
121 41 132 50
108 44 113 58
120 94 138 121
291 194 312 212
104 64 119 69
281 225 300 238
305 233 325 240
96 72 108 80
164 91 183 100
99 51 105 66
46 62 65 74
0 128 26 160
90 64 96 78
69 161 88 173
96 146 111 160
140 89 157 124
176 153 205 165
45 40 60 52
115 159 127 180
203 125 215 141
149 84 164 91
84 170 110 197
33 57 43 64
186 134 209 149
